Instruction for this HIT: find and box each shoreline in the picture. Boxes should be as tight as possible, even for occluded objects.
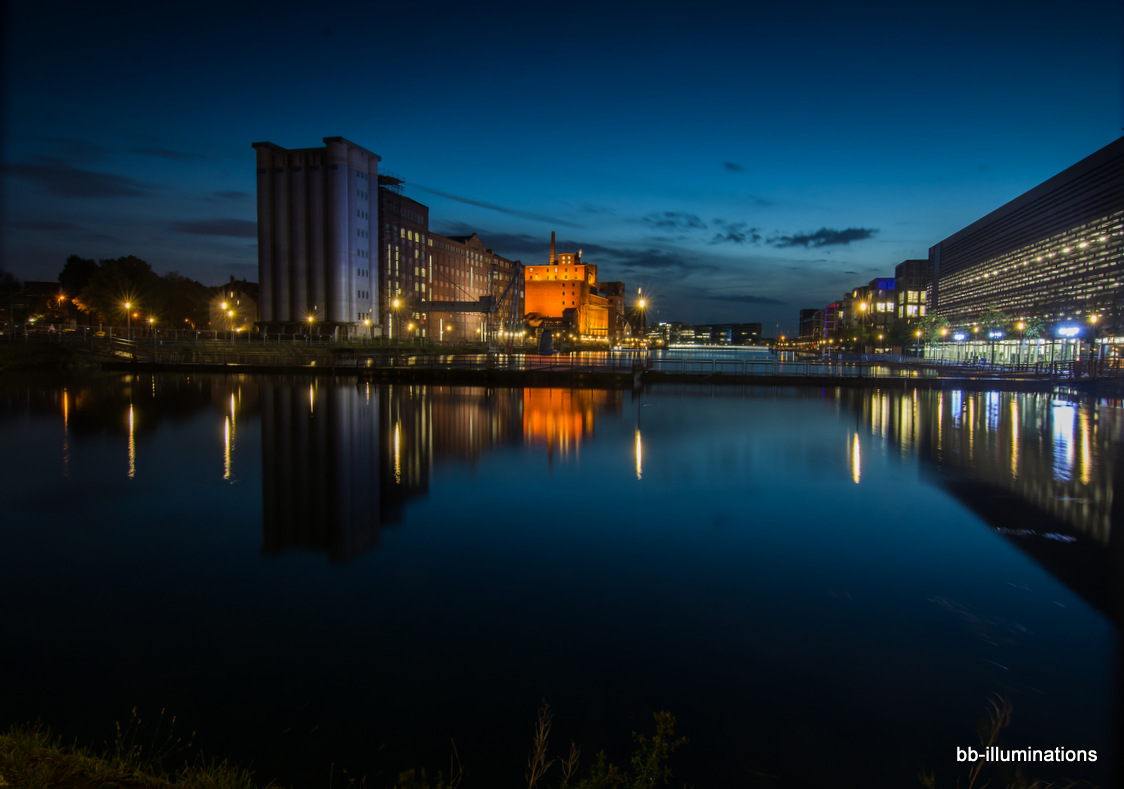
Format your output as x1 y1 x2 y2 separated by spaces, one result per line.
3 341 1123 395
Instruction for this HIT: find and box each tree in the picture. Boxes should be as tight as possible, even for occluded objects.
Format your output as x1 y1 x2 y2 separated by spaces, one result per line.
978 305 1010 334
77 256 159 324
917 314 950 345
1020 316 1045 339
155 272 212 330
886 318 914 349
58 256 98 299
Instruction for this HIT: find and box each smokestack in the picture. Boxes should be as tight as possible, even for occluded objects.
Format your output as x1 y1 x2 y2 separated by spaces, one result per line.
550 231 556 264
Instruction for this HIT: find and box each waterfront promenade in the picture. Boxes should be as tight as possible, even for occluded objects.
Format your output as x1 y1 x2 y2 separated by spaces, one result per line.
6 334 1116 393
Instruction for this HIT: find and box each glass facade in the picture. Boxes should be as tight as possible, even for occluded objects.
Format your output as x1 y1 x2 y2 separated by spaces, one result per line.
930 138 1124 325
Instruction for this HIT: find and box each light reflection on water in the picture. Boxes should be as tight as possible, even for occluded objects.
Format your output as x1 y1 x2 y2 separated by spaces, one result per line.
0 374 1119 788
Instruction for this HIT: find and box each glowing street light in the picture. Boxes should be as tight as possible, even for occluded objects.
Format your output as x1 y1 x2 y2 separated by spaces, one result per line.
637 288 647 345
124 301 131 340
392 298 401 359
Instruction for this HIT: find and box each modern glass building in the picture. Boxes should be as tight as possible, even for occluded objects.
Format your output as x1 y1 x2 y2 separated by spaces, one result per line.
928 137 1123 329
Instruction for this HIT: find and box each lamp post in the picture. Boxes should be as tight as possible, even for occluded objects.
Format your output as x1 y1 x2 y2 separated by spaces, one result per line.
1090 314 1100 370
307 314 314 346
637 288 646 348
392 298 400 361
858 301 868 354
148 317 157 355
1017 321 1025 367
125 301 131 340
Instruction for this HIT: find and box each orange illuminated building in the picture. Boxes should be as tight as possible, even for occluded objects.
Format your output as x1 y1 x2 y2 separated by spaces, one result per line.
524 232 610 339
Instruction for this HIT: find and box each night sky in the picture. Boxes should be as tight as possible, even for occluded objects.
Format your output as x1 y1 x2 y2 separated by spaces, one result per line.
3 0 1121 333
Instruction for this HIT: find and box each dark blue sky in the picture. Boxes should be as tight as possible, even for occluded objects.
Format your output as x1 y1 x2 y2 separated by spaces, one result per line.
3 0 1121 332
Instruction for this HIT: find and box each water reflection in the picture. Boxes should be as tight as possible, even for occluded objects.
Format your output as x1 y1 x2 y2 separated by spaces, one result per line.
827 387 1120 549
2 374 1119 787
260 383 591 561
523 388 622 464
837 387 1121 622
11 376 1120 575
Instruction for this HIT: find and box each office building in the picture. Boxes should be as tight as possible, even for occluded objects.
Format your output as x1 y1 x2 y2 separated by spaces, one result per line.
929 137 1124 327
894 259 928 320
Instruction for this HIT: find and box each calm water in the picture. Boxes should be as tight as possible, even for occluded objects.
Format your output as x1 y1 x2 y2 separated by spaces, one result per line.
1 373 1119 788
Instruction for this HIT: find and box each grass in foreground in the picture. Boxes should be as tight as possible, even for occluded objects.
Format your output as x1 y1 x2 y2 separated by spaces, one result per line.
0 704 684 789
0 709 267 789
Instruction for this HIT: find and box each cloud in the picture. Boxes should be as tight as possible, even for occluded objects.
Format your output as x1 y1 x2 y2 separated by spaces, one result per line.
709 292 788 305
87 232 125 244
709 220 762 245
411 183 582 228
724 161 745 172
643 211 706 231
582 244 719 276
10 220 84 232
2 157 153 197
131 146 206 161
169 219 257 238
770 227 877 248
210 190 252 201
30 136 113 163
427 224 546 258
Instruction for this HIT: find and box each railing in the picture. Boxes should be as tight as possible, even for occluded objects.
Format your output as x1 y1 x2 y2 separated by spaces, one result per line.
9 332 1099 382
646 356 1080 380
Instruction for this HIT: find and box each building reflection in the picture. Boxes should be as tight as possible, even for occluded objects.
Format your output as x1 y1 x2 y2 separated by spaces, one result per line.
261 379 385 562
843 388 1123 623
260 384 619 561
523 388 622 464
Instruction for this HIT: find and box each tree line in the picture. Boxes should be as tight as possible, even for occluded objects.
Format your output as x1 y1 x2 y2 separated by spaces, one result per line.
49 255 215 330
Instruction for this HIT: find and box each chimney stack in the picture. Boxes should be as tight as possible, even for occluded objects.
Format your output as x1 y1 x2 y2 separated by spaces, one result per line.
550 231 556 264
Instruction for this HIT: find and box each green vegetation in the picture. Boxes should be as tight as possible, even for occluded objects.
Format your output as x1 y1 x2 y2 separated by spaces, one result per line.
54 255 214 330
1020 316 1046 340
917 314 951 345
0 710 262 789
978 305 1011 333
0 705 684 789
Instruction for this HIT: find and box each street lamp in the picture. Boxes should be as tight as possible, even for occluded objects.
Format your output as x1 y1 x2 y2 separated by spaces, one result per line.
148 317 156 353
1090 314 1100 366
392 298 401 360
637 289 646 347
307 314 314 346
124 301 131 340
